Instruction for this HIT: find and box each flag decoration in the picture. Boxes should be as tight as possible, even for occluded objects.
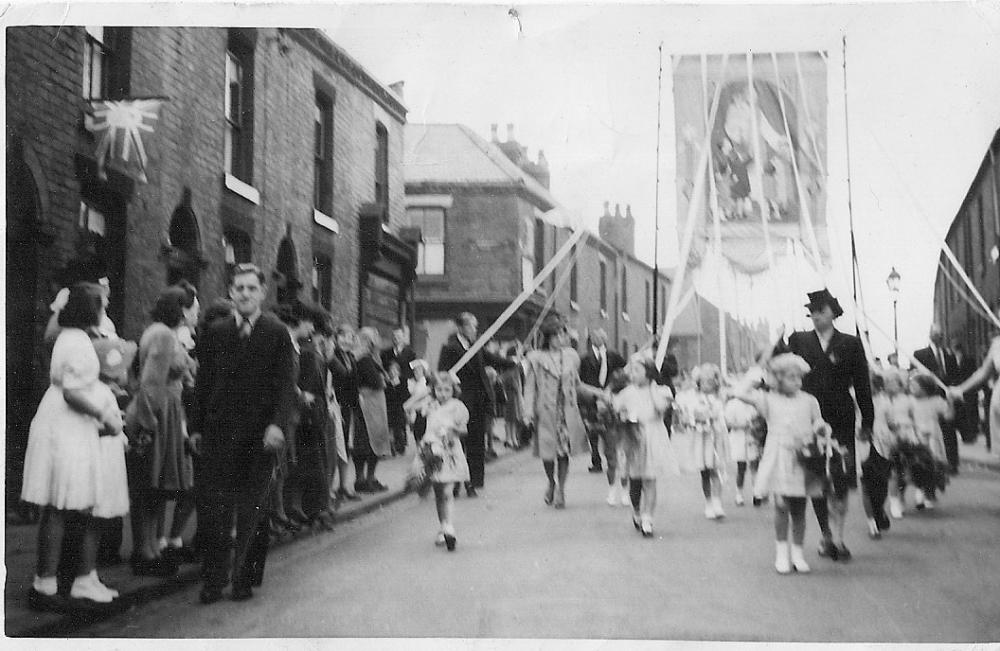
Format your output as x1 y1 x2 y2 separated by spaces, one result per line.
85 98 165 184
673 52 829 275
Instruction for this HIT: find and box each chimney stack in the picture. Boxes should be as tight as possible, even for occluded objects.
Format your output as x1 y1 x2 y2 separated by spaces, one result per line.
537 150 548 169
614 203 622 219
603 201 611 217
388 80 405 99
625 204 633 220
490 123 499 142
506 123 515 142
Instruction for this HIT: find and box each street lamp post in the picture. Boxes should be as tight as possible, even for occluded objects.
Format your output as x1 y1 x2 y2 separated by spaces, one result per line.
887 266 901 358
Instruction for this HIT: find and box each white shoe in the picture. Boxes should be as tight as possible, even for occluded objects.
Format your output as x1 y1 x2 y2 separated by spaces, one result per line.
88 570 118 598
621 491 632 507
924 499 936 511
775 541 791 574
704 502 717 519
914 489 927 510
734 492 745 506
790 545 811 573
434 531 446 546
889 496 904 519
70 575 114 603
33 575 58 596
606 485 619 507
711 497 726 519
640 515 654 537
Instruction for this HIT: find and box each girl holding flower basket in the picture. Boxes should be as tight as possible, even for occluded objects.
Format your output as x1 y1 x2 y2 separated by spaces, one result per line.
734 354 830 575
409 372 469 551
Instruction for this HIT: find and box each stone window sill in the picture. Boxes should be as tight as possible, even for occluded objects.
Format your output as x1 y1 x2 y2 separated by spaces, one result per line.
224 173 261 205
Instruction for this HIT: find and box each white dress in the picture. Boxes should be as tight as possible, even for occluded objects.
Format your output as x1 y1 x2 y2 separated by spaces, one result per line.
613 384 679 479
21 328 129 516
753 392 825 498
724 398 762 463
421 398 471 484
672 389 729 473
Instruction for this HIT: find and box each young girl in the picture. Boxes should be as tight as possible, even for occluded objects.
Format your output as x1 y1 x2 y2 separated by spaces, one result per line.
874 368 915 523
725 368 766 507
740 354 829 575
404 359 432 447
613 359 678 537
421 372 470 551
673 364 730 519
908 373 954 510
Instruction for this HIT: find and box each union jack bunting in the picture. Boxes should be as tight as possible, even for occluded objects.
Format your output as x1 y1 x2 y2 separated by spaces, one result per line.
85 98 165 184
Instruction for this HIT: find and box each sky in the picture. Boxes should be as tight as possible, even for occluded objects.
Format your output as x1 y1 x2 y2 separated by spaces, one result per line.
318 1 1000 357
8 0 999 358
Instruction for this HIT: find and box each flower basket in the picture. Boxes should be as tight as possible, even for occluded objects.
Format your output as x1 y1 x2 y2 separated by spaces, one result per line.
405 441 444 498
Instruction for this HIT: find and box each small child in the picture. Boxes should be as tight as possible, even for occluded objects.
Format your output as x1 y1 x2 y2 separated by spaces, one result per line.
673 364 730 520
404 360 432 446
420 372 470 552
613 359 677 537
874 368 915 522
725 367 766 507
738 354 830 575
908 373 954 510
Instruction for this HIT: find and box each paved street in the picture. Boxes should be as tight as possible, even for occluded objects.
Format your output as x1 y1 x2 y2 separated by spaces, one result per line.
76 451 1000 642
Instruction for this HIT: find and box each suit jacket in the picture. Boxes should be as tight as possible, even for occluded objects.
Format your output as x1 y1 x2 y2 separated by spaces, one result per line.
381 345 417 385
912 345 957 385
437 334 515 406
191 312 298 492
778 329 874 433
579 347 626 389
659 352 679 392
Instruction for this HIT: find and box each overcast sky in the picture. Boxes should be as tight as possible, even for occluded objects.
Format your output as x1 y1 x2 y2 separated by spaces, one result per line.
321 1 1000 357
11 1 1000 358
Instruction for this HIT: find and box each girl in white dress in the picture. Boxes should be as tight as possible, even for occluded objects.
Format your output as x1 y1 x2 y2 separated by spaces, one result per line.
875 369 916 520
725 368 766 507
421 372 470 551
736 354 830 575
21 284 128 609
613 359 678 537
672 364 730 520
909 373 954 510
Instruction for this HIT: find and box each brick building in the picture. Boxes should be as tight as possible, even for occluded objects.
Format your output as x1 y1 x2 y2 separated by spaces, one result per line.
932 128 1000 360
403 122 764 370
5 26 415 500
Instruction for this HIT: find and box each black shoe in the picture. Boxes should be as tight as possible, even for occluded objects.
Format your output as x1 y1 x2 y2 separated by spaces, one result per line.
466 486 479 498
835 544 852 562
132 555 178 577
875 511 891 532
369 480 388 493
199 586 224 605
485 449 498 460
97 553 123 568
817 538 839 561
249 564 264 587
444 533 457 552
28 588 67 613
453 484 461 498
163 545 199 565
231 585 253 601
752 497 763 508
355 479 371 493
588 465 603 473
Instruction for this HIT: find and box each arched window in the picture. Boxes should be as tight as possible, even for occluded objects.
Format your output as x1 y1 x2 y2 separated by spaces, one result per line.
167 206 201 286
275 236 299 303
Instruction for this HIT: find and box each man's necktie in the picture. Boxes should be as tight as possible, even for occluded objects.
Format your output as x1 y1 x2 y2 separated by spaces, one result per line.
239 320 252 340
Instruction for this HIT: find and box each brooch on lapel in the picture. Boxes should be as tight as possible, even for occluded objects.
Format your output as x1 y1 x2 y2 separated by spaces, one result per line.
828 351 839 365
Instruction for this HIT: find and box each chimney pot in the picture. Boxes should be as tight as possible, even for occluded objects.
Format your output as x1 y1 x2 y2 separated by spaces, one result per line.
537 150 547 167
625 204 633 220
603 201 611 217
614 203 622 218
388 80 405 99
506 123 515 142
490 123 498 141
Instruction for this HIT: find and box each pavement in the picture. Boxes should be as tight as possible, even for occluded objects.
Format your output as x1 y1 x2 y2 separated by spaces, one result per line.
4 435 522 638
65 444 1000 641
5 432 999 640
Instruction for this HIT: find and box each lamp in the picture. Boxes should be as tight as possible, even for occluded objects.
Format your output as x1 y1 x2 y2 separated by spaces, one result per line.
886 266 901 357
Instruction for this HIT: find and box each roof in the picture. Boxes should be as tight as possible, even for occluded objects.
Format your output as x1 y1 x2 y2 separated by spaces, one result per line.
405 124 574 226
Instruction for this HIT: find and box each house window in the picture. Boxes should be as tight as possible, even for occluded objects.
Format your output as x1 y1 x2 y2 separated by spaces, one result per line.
521 216 535 292
660 286 666 324
314 92 334 216
375 122 389 213
569 251 578 302
645 279 651 325
534 218 546 278
78 201 107 237
405 207 445 275
224 36 254 183
312 252 333 309
599 258 607 313
83 27 129 100
621 267 628 315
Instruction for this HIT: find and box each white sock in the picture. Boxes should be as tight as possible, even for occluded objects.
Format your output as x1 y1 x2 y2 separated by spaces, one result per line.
169 536 184 548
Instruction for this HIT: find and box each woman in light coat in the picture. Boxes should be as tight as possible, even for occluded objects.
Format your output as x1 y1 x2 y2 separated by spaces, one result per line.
523 315 605 509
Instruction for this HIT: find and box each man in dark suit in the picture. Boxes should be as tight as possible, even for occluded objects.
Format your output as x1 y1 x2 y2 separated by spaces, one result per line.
913 325 960 473
382 326 417 454
190 264 297 604
438 312 515 497
579 328 625 480
778 288 874 562
949 336 979 444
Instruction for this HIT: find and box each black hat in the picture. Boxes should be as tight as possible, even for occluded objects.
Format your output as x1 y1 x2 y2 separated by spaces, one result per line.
804 288 844 318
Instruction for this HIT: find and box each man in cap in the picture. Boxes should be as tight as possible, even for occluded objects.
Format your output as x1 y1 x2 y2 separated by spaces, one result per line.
777 288 874 561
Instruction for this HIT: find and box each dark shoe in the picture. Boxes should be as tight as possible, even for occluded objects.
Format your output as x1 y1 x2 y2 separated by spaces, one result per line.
274 515 301 532
288 509 311 525
337 489 362 502
817 538 839 561
453 484 461 498
835 544 852 562
163 545 199 565
588 465 603 473
355 479 372 493
28 588 67 613
249 564 264 588
199 586 224 605
465 485 478 498
544 484 555 505
312 512 335 531
231 585 253 601
752 496 763 508
485 449 498 460
875 511 891 532
444 533 457 552
370 480 389 493
132 555 178 577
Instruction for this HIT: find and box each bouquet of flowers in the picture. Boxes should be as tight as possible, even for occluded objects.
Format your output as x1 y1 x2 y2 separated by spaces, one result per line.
894 439 949 498
405 439 445 498
797 423 850 498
